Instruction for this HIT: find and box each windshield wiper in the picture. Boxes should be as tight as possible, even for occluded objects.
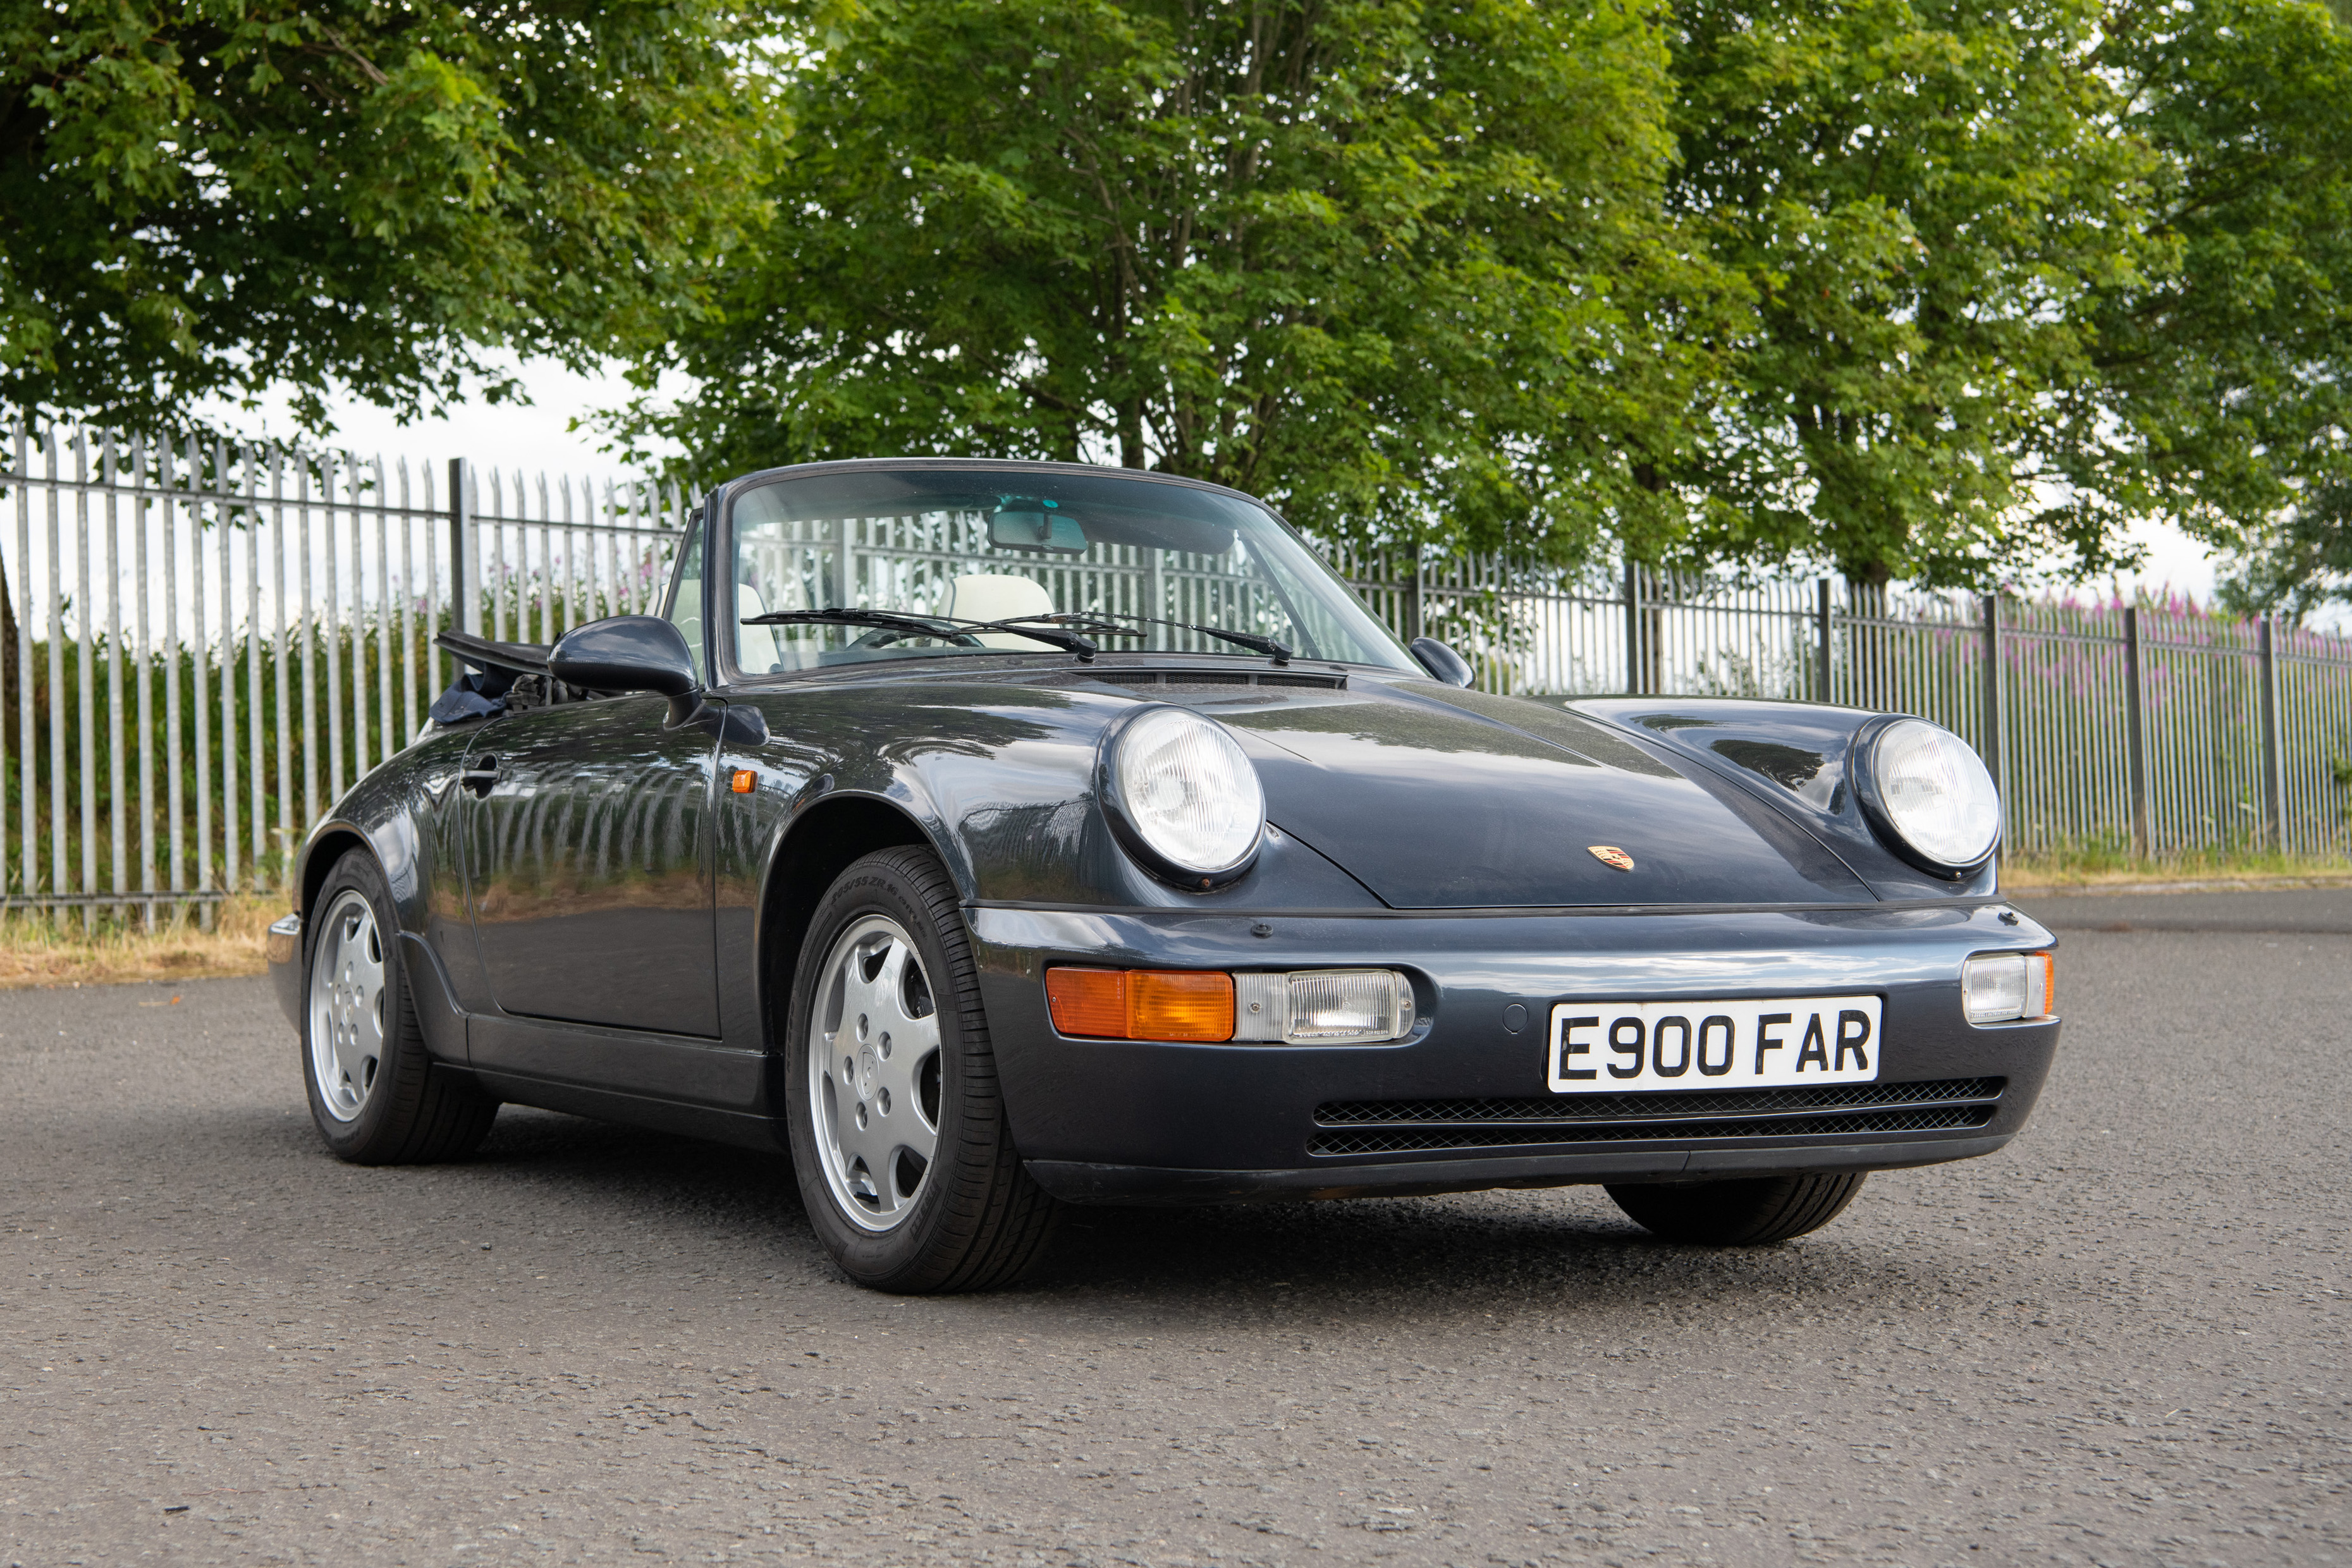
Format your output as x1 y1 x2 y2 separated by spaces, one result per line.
1008 611 1293 666
742 607 1099 661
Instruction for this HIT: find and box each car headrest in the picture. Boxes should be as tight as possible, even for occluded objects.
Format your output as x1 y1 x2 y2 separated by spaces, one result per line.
941 574 1059 650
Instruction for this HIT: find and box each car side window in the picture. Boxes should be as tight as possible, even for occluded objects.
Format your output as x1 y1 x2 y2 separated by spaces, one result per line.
665 516 706 677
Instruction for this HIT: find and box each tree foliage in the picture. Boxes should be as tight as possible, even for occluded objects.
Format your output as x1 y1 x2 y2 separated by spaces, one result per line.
2097 0 2352 620
640 0 2352 592
1666 0 2161 587
0 1 775 434
638 0 1740 558
1670 0 2352 594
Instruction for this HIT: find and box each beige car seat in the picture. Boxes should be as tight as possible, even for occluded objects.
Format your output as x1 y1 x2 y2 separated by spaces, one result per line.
940 574 1059 650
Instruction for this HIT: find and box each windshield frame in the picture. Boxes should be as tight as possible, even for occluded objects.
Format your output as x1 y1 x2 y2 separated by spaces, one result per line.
704 458 1418 689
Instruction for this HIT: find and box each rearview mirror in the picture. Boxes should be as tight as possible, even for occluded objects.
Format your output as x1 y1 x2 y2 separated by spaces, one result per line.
551 615 704 725
989 501 1089 553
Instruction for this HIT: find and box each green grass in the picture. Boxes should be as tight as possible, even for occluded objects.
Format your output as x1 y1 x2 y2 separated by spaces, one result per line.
2006 838 2352 888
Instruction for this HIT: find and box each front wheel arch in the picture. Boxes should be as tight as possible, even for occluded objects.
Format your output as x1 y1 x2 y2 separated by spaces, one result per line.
755 794 936 1069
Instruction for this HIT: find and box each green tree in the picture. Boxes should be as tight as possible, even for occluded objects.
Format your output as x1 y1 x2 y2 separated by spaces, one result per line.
2097 0 2352 622
0 1 776 435
1665 0 2160 588
634 0 1739 560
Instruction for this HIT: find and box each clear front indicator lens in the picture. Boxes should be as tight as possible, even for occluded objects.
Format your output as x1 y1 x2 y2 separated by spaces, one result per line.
1113 708 1265 876
1872 718 2002 869
1963 952 2054 1024
1233 969 1410 1044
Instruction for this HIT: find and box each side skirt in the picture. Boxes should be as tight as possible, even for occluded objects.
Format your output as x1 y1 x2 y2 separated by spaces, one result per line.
469 1010 769 1112
470 1069 787 1155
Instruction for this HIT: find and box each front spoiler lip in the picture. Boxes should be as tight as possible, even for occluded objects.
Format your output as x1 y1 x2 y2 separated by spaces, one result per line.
1027 1132 2016 1206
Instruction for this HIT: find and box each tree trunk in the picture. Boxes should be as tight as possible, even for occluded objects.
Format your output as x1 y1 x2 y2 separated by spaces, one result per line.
1118 397 1146 468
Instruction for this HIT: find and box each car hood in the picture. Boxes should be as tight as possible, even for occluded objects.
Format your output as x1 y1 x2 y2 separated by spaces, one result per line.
1213 681 1873 908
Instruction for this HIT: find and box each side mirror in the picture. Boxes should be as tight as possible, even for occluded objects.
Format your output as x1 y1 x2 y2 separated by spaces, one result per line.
551 615 704 725
1409 636 1474 687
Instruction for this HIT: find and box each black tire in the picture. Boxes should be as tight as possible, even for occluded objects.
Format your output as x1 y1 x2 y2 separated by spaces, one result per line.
784 846 1059 1292
302 849 499 1165
1605 1172 1867 1245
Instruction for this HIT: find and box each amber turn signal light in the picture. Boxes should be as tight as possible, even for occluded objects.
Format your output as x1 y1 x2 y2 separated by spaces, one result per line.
730 769 756 793
1045 967 1235 1042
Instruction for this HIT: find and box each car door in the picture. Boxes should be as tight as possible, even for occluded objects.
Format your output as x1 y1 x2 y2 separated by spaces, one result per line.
458 694 722 1038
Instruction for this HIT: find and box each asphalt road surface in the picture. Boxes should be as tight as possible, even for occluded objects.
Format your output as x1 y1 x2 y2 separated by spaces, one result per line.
4 899 2346 1566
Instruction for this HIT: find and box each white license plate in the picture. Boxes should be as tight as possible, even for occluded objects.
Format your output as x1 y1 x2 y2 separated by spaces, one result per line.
1545 996 1883 1093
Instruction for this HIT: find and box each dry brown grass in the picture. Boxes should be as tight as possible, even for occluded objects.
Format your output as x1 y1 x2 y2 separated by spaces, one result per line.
0 895 285 989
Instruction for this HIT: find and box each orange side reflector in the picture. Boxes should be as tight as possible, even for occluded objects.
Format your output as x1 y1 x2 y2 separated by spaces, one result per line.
1046 967 1234 1042
2038 952 2055 1017
730 769 756 793
1046 969 1129 1038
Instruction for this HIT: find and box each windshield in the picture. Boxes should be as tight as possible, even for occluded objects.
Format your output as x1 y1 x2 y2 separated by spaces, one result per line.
721 465 1417 677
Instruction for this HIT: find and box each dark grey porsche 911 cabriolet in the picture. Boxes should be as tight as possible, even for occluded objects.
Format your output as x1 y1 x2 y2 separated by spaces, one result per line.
267 458 2058 1293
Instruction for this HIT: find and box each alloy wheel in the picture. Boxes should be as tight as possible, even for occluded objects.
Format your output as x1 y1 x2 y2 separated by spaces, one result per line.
308 889 386 1122
807 914 944 1232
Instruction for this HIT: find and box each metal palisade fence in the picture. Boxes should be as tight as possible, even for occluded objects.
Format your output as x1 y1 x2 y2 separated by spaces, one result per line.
4 423 2351 925
1 424 687 924
1338 553 2352 861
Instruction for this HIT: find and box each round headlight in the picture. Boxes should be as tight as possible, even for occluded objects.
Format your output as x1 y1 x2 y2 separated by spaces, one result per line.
1102 707 1265 885
1862 717 2000 872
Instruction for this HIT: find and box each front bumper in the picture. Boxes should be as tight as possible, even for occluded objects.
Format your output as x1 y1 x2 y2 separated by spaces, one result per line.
969 900 2059 1204
267 912 302 1029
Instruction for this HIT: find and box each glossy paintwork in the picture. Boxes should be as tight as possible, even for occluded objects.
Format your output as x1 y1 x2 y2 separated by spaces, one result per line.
458 695 722 1037
271 460 2045 1195
1572 697 2000 900
1218 680 1873 907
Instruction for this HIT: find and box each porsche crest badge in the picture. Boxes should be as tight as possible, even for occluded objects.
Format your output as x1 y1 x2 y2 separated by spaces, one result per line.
1588 845 1636 872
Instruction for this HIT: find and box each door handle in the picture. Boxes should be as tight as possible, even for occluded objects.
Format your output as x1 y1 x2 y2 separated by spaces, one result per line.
460 756 501 797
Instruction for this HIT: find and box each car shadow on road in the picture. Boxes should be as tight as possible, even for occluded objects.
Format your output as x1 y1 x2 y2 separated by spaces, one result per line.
525 1110 1972 1316
1029 1187 1959 1320
228 1104 1979 1321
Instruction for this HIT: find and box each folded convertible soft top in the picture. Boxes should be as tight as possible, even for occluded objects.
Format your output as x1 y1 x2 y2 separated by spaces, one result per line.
429 630 554 724
436 629 551 678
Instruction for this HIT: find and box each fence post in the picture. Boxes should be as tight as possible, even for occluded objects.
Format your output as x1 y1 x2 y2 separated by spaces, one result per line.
1816 578 1833 703
2123 606 2150 860
448 457 475 635
1404 555 1424 645
1980 593 2004 839
1623 559 1643 696
2258 616 2284 851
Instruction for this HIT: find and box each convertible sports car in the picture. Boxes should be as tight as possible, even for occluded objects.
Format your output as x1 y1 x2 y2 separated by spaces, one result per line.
268 458 2059 1292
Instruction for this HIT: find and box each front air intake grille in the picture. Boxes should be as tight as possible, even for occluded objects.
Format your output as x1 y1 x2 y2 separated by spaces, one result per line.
1306 1077 2004 1158
1318 1077 2004 1126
